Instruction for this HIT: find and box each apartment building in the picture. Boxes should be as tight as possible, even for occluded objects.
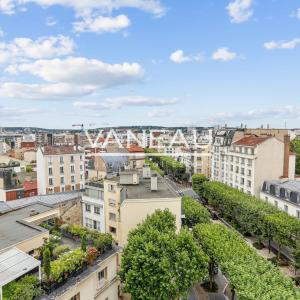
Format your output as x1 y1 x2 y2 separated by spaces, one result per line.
37 146 85 195
0 193 120 300
82 181 105 232
211 129 295 197
191 144 212 178
102 166 181 246
261 180 300 219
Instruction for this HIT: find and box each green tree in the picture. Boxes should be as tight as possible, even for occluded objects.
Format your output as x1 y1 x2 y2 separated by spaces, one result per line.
293 244 300 275
81 233 87 252
290 139 300 175
43 247 51 281
25 165 33 173
192 174 208 195
182 196 211 227
120 210 208 300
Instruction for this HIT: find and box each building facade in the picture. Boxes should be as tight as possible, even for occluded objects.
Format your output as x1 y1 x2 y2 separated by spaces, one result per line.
37 146 85 195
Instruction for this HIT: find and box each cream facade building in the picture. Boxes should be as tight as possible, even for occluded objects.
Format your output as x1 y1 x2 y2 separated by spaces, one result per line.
37 146 85 195
211 128 295 197
102 167 181 246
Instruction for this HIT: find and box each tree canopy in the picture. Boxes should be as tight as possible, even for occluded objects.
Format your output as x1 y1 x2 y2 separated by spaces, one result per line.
194 223 300 300
120 209 208 300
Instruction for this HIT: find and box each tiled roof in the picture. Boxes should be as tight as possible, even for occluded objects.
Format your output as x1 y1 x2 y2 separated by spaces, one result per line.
23 180 37 191
127 145 144 153
43 146 83 155
233 136 271 147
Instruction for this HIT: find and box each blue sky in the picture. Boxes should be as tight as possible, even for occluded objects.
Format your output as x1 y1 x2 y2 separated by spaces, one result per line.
0 0 300 129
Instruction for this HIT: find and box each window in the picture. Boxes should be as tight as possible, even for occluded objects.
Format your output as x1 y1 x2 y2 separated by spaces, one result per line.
80 155 83 161
230 165 233 171
60 156 64 164
240 178 244 185
48 168 53 175
60 177 64 184
71 175 75 183
93 220 100 230
94 206 101 215
241 158 245 165
48 157 53 165
109 226 116 234
80 174 83 180
72 185 75 191
235 166 239 173
70 293 80 300
109 213 116 221
248 159 252 167
109 199 116 207
61 187 65 192
247 169 252 177
247 180 251 188
71 165 75 173
70 155 74 163
98 267 107 282
49 178 53 186
297 210 300 219
80 164 83 171
241 168 245 175
108 184 115 192
60 166 64 174
284 205 288 212
85 204 91 212
85 217 93 229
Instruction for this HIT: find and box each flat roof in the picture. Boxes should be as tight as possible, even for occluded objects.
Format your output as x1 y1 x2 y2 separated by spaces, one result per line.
0 248 40 287
109 172 179 200
0 203 50 250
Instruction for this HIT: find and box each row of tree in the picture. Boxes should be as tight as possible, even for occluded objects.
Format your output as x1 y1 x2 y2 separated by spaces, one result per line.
193 177 300 257
194 223 300 300
144 148 187 181
120 209 208 300
291 139 300 175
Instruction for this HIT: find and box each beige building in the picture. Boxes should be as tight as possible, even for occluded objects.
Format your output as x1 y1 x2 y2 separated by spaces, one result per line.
37 146 85 194
211 128 295 197
102 166 181 246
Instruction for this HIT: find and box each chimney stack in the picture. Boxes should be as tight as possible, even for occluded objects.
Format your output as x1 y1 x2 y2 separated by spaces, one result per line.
151 174 158 191
283 135 290 178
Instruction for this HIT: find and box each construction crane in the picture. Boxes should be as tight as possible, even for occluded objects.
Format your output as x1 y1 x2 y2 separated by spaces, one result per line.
72 123 96 131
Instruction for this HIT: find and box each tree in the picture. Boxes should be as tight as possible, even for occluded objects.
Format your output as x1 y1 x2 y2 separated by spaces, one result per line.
290 139 300 175
81 233 87 252
192 174 208 195
182 196 211 227
43 247 51 281
293 244 300 275
120 210 208 300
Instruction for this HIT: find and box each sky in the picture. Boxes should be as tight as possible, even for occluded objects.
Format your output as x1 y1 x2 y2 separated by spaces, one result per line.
0 0 300 129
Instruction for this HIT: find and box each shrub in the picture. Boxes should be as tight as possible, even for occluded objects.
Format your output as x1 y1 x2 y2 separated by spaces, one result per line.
93 233 113 253
43 247 51 281
53 245 70 258
3 275 42 300
81 233 87 252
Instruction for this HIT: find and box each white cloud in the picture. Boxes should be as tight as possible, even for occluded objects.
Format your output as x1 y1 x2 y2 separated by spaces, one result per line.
3 0 165 17
212 47 237 62
209 105 300 123
0 105 41 120
226 0 253 23
6 57 144 88
169 49 203 64
73 14 130 34
0 35 74 63
73 96 178 110
148 108 174 118
0 0 15 15
264 38 300 50
0 82 96 100
46 16 57 26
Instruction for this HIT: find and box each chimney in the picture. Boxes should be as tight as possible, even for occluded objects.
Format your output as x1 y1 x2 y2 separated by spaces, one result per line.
142 165 151 178
151 174 158 191
283 135 290 178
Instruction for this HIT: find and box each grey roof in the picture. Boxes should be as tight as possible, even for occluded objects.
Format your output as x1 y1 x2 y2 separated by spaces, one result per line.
264 180 300 192
0 203 50 250
0 248 40 287
0 191 82 214
109 172 179 200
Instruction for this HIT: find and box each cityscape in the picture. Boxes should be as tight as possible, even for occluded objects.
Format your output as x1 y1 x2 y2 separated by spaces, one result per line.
1 1 300 300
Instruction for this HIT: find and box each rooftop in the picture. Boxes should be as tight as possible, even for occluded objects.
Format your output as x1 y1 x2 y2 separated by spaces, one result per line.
109 172 178 200
233 135 272 147
264 180 300 192
42 146 83 156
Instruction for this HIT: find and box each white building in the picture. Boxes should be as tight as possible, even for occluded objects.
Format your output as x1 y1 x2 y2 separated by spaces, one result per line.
211 129 295 197
82 182 105 232
261 180 300 219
